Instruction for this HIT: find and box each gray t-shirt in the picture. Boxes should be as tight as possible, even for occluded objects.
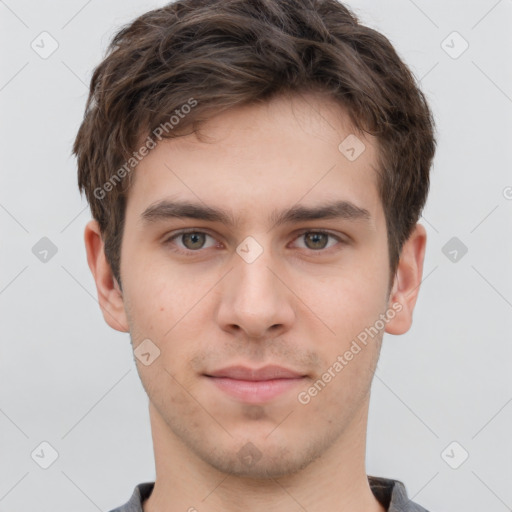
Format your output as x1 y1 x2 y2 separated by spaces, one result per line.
108 476 430 511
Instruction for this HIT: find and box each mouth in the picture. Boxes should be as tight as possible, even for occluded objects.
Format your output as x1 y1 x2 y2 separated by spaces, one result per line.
203 365 308 403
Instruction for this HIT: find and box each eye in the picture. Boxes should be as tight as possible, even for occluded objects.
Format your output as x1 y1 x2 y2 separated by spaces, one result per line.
291 231 344 251
164 230 218 254
163 229 345 256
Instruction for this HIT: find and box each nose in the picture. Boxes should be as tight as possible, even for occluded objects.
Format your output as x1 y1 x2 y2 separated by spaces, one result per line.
215 248 296 340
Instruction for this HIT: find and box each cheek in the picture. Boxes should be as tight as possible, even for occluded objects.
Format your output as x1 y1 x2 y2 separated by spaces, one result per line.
310 261 389 342
126 279 208 374
296 339 380 431
123 260 188 331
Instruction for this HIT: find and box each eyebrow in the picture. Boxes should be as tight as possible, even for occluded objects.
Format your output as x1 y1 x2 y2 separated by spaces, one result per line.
141 199 371 229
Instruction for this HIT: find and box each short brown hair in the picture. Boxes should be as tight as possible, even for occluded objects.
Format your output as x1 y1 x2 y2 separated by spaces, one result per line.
73 0 436 287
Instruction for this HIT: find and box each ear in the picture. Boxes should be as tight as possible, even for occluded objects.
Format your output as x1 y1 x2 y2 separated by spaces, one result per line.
84 219 129 332
385 223 427 335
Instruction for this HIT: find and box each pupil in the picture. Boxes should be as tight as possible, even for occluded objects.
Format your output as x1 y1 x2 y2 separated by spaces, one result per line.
184 233 204 249
306 232 327 249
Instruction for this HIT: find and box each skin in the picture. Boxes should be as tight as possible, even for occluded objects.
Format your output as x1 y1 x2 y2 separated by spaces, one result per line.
85 92 426 512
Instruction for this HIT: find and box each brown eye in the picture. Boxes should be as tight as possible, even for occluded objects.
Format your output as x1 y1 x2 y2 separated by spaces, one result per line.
290 230 347 254
164 230 217 255
181 232 207 250
293 231 342 251
303 232 329 250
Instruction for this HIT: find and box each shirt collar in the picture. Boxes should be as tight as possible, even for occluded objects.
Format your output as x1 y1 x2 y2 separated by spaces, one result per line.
113 476 428 512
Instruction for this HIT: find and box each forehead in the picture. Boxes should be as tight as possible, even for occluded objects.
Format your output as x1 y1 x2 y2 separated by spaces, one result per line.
126 92 383 227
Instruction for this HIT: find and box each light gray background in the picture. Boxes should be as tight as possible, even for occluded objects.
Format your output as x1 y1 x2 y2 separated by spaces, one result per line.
1 0 511 511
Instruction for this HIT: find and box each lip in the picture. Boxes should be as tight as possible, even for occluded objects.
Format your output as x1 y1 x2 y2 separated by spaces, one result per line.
204 365 307 403
205 365 305 381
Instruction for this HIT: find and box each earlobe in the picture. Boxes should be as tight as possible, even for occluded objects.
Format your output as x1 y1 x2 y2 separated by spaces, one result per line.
384 223 427 335
84 219 130 333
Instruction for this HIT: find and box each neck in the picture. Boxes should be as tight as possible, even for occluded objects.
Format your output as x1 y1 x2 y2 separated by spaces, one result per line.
143 398 386 512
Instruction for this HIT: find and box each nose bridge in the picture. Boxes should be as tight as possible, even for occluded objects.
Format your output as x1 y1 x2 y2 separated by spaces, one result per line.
236 252 277 308
216 243 295 338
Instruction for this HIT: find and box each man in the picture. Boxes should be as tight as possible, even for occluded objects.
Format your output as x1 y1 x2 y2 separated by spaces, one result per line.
73 0 436 510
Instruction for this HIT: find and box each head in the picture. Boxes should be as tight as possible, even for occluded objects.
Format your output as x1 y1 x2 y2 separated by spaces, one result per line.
76 0 435 480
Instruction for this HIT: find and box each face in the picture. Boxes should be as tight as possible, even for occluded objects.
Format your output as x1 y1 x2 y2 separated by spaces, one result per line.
101 92 407 478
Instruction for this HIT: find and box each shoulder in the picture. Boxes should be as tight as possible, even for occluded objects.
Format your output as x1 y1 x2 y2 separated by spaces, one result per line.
368 475 431 512
107 482 155 512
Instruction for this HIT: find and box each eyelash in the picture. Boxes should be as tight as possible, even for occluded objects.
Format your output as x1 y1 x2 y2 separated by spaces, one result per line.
162 228 346 257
